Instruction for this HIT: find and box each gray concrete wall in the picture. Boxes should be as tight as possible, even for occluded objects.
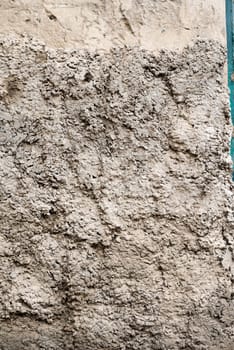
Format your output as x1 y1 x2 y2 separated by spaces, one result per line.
0 35 233 350
0 2 234 350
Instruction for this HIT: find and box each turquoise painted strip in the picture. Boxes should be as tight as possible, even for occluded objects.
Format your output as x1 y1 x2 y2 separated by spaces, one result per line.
226 0 234 176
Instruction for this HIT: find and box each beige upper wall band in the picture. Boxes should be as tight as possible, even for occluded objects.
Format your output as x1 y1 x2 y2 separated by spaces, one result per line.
0 0 226 50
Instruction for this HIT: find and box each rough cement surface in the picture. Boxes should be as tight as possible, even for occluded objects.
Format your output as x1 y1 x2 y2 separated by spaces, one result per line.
0 37 233 349
0 0 226 51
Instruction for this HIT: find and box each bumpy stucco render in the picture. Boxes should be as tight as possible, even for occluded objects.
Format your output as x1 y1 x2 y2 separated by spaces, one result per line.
0 1 234 350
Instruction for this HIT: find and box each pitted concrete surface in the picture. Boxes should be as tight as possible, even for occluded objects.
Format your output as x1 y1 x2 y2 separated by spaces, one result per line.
0 37 233 349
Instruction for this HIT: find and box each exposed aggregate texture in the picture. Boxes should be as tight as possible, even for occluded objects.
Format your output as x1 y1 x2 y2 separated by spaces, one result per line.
0 37 234 349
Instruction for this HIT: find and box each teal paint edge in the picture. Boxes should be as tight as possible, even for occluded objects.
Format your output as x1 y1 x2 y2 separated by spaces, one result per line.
226 0 234 179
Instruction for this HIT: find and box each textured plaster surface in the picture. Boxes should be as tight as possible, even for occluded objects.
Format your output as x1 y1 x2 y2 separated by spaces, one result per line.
0 0 226 51
0 37 233 349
